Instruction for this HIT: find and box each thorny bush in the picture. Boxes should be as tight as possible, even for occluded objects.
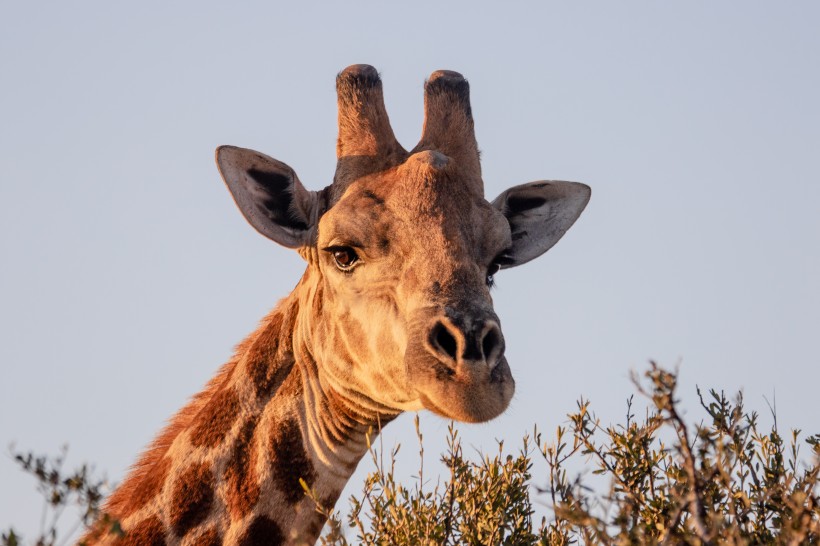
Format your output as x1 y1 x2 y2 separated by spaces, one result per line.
4 364 819 545
311 364 819 545
1 447 120 546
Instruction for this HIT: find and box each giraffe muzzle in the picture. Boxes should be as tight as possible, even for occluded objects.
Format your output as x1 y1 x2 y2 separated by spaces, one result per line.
406 308 514 422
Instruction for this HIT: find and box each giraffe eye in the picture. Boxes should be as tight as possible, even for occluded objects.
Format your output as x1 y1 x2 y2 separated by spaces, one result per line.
486 263 501 288
330 247 359 271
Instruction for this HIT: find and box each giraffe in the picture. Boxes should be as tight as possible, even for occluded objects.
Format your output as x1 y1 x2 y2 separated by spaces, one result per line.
84 65 590 546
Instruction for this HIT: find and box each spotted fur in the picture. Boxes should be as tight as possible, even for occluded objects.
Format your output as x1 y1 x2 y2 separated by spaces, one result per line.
83 65 589 546
169 462 214 536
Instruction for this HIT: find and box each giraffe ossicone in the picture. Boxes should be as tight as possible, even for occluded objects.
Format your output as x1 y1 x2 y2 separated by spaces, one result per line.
86 64 590 546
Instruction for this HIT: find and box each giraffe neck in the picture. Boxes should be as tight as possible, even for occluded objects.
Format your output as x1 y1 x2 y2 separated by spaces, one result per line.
94 268 400 545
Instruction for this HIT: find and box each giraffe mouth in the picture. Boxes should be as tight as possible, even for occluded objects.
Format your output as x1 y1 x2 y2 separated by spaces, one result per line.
411 356 515 423
402 306 515 423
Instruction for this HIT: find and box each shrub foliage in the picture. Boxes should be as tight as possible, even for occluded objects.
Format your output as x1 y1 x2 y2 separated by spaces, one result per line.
4 364 819 545
1 447 120 546
312 364 820 545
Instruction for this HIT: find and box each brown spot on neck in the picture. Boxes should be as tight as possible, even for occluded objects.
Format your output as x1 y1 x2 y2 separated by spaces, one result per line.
224 416 261 521
248 350 294 400
239 516 284 546
245 298 299 398
169 462 215 537
269 415 315 505
190 387 241 448
304 511 329 543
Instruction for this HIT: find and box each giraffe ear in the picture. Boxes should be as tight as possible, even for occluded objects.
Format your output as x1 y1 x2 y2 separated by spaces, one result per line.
491 181 590 268
216 146 323 248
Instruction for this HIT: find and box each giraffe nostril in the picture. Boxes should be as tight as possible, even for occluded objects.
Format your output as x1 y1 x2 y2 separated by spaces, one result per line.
480 323 504 367
482 328 499 360
431 321 458 361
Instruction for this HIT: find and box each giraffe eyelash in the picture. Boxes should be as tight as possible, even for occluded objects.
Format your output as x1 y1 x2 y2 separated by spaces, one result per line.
486 262 500 289
486 249 513 289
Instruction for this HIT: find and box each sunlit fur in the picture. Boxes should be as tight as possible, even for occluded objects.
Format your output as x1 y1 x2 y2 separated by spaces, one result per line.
314 158 515 423
82 66 588 546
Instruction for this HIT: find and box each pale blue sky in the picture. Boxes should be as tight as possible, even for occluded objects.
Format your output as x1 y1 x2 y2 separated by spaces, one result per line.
2 1 818 540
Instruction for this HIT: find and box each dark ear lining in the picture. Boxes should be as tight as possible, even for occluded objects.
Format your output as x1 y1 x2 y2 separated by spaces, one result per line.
492 181 590 268
216 145 321 248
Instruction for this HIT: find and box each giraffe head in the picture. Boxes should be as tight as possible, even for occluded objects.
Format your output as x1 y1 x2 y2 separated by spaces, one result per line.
216 65 589 423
